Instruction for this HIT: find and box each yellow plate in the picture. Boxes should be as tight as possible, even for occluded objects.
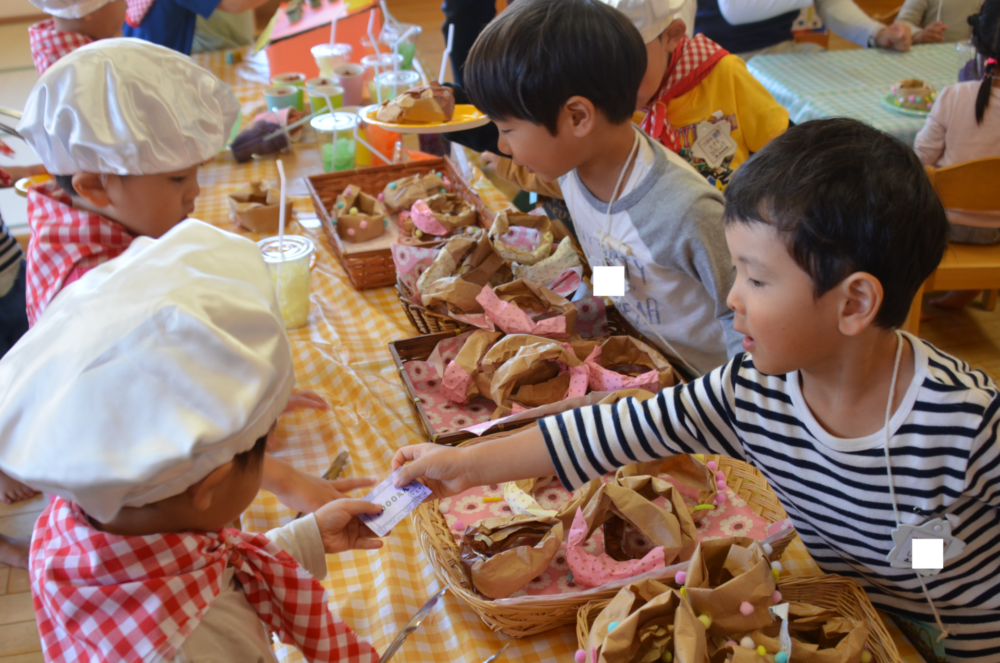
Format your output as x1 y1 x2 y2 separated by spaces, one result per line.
361 104 491 134
14 173 52 197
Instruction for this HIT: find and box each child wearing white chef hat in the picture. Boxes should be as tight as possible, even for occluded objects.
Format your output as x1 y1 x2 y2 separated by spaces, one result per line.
0 219 383 663
11 37 369 522
27 0 126 74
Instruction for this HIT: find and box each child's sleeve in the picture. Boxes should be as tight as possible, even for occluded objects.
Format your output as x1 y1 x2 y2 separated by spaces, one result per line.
896 0 929 33
266 514 328 580
495 157 564 199
913 86 952 166
538 357 747 490
964 394 1000 509
725 56 789 154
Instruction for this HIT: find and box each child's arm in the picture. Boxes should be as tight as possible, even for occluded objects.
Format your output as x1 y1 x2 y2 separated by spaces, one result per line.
494 157 564 199
964 393 1000 509
896 0 929 35
393 358 747 495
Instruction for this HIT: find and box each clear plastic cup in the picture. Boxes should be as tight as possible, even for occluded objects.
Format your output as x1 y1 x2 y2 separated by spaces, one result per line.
360 53 404 101
311 112 358 173
257 235 315 330
312 43 353 77
307 85 344 113
379 23 421 70
369 70 420 106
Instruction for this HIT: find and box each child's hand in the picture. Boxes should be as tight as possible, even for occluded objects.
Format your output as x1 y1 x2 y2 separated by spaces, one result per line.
914 21 946 44
313 498 384 554
0 164 47 184
283 389 330 413
390 444 477 500
263 455 376 514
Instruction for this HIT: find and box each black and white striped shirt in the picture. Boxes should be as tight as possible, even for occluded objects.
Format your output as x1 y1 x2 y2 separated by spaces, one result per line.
539 334 1000 661
0 216 23 295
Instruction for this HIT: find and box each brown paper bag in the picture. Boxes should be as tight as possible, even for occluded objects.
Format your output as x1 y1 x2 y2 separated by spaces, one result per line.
458 514 563 599
616 456 718 521
578 481 699 566
506 476 602 528
585 336 677 393
408 193 476 234
489 211 555 266
587 580 709 663
440 330 503 403
712 603 868 663
374 82 456 124
228 181 293 233
334 186 386 243
382 172 444 212
487 279 579 335
684 538 777 638
480 334 585 413
420 232 507 314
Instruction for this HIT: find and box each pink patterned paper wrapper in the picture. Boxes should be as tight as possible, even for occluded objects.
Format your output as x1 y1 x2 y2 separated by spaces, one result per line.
435 473 792 601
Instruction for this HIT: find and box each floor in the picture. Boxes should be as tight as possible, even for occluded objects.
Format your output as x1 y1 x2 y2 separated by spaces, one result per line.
0 2 997 661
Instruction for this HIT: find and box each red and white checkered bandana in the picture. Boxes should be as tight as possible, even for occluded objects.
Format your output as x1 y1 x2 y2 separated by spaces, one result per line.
25 181 135 326
27 19 93 75
125 0 156 27
640 34 728 153
0 168 12 187
31 498 380 663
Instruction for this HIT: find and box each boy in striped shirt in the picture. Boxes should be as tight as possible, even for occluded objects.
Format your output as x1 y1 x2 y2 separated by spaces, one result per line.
392 118 1000 661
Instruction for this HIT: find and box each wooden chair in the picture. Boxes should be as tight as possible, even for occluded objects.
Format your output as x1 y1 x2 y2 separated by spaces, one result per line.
902 157 1000 334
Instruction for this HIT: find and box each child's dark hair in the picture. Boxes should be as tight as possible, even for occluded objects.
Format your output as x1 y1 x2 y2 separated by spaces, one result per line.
463 0 646 135
232 430 269 473
970 0 1000 124
723 118 947 329
54 174 77 196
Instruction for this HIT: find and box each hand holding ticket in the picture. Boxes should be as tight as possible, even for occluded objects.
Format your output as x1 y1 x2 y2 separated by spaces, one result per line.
359 469 433 537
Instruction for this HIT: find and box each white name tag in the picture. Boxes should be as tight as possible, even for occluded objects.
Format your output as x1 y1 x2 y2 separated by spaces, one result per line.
887 518 965 577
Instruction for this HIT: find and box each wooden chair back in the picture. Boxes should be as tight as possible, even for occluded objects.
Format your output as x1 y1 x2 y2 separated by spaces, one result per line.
924 157 1000 211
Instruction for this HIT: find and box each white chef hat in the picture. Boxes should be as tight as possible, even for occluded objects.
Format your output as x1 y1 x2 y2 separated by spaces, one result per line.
29 0 116 19
18 38 240 176
0 220 294 523
601 0 687 43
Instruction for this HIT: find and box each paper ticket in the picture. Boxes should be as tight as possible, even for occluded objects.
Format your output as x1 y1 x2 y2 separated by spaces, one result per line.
359 469 432 537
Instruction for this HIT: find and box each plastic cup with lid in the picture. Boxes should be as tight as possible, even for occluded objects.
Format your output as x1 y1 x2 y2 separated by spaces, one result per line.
257 235 315 330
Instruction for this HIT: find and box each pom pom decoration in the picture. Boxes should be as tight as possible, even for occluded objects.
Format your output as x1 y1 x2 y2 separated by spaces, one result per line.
739 601 754 616
715 493 726 504
726 641 738 647
660 652 673 663
453 519 465 530
775 653 789 663
349 207 359 215
860 653 872 663
717 480 727 491
414 229 424 238
389 182 397 189
757 646 767 656
440 188 447 194
762 543 774 556
336 201 344 208
378 192 384 201
716 471 725 481
772 590 782 603
674 571 687 585
679 586 687 598
608 621 620 632
706 461 718 471
360 220 368 229
698 615 712 629
347 228 355 236
740 637 755 649
575 650 587 663
771 561 783 572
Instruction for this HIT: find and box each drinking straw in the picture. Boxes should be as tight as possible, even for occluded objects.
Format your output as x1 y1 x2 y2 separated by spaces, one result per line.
439 23 454 83
276 159 287 257
393 25 418 74
368 9 383 104
937 0 943 24
329 5 340 43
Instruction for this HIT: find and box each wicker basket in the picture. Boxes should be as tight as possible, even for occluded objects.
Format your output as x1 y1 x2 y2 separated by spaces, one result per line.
412 448 793 637
305 157 494 290
576 574 900 663
389 306 668 445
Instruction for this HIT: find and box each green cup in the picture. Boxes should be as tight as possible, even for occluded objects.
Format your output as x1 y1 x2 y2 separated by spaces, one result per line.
307 85 344 114
270 72 306 111
263 85 298 111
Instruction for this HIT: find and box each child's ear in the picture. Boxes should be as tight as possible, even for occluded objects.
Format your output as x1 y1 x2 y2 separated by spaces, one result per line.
837 272 883 336
663 18 686 49
188 462 234 512
564 96 596 138
72 173 112 208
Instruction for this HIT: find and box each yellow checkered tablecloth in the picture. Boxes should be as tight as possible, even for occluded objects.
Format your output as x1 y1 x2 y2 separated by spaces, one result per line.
191 49 923 663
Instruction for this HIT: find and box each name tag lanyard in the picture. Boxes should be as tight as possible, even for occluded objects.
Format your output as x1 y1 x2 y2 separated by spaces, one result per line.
883 330 954 642
598 128 702 377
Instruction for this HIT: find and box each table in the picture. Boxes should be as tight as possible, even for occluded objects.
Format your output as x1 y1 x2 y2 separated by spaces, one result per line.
748 43 960 146
191 48 927 663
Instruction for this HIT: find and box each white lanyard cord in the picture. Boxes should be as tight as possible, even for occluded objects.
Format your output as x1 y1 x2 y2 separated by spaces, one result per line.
601 129 703 378
884 330 949 641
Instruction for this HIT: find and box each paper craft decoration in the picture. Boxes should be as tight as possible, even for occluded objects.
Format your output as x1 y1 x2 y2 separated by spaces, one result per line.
889 79 937 111
479 334 589 416
375 82 456 124
511 235 583 289
683 537 777 637
717 602 869 663
405 193 477 239
459 514 564 599
585 580 708 663
382 172 446 212
567 481 698 587
440 330 502 404
228 181 293 233
503 477 603 524
333 185 386 243
476 279 578 338
489 211 555 266
584 336 676 393
616 456 718 522
420 232 508 314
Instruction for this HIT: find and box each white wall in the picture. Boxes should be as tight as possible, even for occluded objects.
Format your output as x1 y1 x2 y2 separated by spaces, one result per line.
0 0 42 20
